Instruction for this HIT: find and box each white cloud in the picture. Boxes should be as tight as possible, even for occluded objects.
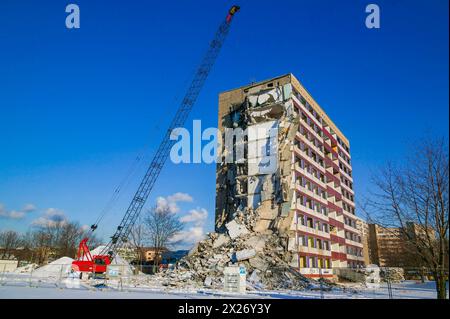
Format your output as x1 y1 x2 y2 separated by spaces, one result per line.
167 192 193 203
152 193 208 250
22 204 36 213
31 208 67 227
8 210 26 219
170 226 205 247
155 192 193 214
173 208 208 249
0 202 35 220
179 208 208 226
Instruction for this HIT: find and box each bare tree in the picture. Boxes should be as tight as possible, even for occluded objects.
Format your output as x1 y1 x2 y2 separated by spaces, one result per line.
143 205 184 271
0 230 22 259
30 217 103 262
55 222 85 258
130 216 147 272
363 137 449 299
30 230 53 265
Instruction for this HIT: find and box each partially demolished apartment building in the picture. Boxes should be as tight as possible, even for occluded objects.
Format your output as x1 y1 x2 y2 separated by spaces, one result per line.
215 74 365 278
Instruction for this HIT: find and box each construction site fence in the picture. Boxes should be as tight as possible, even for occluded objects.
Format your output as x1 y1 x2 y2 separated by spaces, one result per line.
0 264 448 299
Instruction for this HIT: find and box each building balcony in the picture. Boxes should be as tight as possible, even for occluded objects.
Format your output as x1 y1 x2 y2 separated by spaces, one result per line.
292 95 323 129
343 222 359 233
293 146 326 175
345 238 364 248
329 212 344 224
294 163 327 189
295 184 328 206
340 168 353 183
296 224 331 239
330 234 346 246
298 119 324 144
340 181 354 195
331 251 347 261
295 131 325 159
295 203 329 222
337 142 351 160
298 245 332 257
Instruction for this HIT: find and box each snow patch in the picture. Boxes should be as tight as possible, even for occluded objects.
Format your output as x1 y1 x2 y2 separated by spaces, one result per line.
33 257 74 278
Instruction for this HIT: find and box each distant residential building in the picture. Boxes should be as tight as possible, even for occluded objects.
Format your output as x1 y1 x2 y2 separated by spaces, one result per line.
142 247 168 263
355 217 370 265
367 222 432 267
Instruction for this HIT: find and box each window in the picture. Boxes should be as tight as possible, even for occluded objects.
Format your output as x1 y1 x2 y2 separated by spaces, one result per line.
310 257 317 268
308 237 314 248
317 239 322 249
298 235 306 246
299 256 306 268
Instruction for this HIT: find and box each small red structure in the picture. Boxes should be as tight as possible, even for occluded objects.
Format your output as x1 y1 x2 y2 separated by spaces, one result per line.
71 238 111 273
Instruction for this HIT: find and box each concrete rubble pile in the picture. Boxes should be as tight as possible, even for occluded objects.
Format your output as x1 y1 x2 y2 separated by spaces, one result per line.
156 208 322 291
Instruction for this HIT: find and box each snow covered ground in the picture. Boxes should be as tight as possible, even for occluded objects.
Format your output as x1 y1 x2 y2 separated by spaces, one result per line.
0 279 446 299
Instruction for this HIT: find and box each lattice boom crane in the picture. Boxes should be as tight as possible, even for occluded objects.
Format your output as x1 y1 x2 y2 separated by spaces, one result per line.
72 5 240 274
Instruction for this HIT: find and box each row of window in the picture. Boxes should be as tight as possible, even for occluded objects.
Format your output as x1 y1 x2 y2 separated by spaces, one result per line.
295 138 325 170
348 261 365 268
336 136 350 154
292 89 351 154
338 149 351 166
346 246 363 257
339 161 353 177
299 255 332 269
297 176 328 200
293 92 353 183
344 216 357 229
342 188 354 202
342 201 356 215
293 91 323 126
297 214 330 233
295 158 326 184
299 111 323 139
299 125 324 153
296 193 329 217
345 230 361 243
297 234 331 251
340 175 353 190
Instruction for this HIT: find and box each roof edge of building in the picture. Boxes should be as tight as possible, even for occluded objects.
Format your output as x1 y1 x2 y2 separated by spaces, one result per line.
289 73 349 147
219 73 292 95
218 73 349 146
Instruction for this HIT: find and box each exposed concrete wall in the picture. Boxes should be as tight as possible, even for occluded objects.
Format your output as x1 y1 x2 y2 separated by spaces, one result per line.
215 74 297 234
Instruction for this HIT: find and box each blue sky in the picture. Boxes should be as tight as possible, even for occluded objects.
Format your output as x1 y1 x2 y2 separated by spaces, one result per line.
0 0 448 247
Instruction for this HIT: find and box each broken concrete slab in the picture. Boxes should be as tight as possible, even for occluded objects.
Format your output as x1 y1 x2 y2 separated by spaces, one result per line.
234 249 256 261
213 234 230 248
225 219 249 239
204 276 213 286
246 235 266 252
253 219 272 233
249 255 269 272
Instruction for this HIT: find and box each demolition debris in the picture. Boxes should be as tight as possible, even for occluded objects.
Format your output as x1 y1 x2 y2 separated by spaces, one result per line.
156 208 328 291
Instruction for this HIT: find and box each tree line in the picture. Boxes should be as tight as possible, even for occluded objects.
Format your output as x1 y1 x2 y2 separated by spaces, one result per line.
0 220 101 265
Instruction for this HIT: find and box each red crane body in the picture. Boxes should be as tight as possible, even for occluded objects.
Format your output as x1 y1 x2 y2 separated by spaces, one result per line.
72 238 111 273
